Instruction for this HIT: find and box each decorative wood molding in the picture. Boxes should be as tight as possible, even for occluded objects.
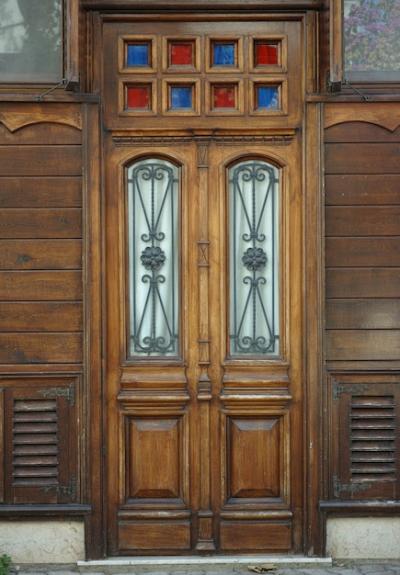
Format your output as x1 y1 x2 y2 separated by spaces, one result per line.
113 133 296 146
324 104 400 131
82 0 323 10
0 112 82 133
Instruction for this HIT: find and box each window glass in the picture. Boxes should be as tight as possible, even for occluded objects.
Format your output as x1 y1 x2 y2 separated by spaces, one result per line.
344 0 400 81
229 160 280 357
127 159 180 358
0 0 63 83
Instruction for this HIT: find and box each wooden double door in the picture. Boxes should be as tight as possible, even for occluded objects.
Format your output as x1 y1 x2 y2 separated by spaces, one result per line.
103 15 305 555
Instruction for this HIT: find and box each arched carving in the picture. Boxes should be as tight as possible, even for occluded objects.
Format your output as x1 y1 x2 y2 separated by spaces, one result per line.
324 104 400 132
0 112 82 133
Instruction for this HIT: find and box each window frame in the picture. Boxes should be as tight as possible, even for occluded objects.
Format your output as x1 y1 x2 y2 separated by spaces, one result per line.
330 0 400 88
0 0 79 88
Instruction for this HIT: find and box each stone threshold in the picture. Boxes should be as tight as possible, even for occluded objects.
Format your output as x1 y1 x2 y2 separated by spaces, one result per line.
78 555 333 568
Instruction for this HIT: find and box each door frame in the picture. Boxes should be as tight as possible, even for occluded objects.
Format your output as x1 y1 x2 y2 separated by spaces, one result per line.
83 7 324 558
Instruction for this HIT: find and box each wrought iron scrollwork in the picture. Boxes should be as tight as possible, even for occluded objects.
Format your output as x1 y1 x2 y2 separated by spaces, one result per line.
128 160 179 356
229 161 279 356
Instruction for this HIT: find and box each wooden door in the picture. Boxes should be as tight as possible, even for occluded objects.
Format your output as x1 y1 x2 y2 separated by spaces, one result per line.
102 14 305 555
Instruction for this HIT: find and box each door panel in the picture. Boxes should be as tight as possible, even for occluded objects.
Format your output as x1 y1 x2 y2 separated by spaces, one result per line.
103 15 304 555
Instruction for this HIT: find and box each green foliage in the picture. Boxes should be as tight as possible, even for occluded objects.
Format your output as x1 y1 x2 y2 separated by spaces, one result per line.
0 554 11 575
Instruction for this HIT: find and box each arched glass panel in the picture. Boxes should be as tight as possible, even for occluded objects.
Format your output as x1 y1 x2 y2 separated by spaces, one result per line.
127 159 179 357
229 160 279 356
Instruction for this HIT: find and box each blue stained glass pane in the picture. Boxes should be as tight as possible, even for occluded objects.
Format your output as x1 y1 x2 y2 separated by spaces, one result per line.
257 86 279 110
213 43 235 66
170 86 192 109
127 44 149 67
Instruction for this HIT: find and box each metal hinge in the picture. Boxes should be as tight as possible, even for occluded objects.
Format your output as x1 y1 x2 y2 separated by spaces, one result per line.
43 476 77 500
333 475 372 498
333 383 369 400
39 386 75 406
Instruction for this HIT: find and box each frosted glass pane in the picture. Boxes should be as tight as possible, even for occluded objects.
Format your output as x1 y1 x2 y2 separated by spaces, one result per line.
229 160 279 357
344 0 400 80
0 0 62 83
128 159 180 358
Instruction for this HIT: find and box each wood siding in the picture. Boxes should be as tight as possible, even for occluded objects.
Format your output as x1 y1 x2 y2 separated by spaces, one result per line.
0 111 83 366
325 120 400 362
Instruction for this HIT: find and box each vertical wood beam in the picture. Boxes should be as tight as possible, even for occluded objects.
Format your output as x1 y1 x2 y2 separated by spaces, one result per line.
195 139 215 551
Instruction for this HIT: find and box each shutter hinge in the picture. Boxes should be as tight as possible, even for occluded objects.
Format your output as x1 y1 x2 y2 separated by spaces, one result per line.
40 386 75 406
333 475 372 498
43 476 77 500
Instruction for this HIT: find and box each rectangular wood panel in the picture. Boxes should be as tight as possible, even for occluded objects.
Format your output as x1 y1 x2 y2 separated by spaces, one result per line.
0 240 82 270
326 269 400 298
326 330 400 360
220 521 291 551
0 147 82 176
0 177 82 208
118 521 191 551
228 417 281 500
127 417 182 500
326 300 400 330
0 271 82 301
325 143 400 174
0 303 82 332
326 207 400 237
326 238 400 267
0 333 82 363
0 209 82 239
325 175 400 205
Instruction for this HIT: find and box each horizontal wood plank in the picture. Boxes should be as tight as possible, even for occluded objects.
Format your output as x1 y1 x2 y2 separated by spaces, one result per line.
325 175 400 206
220 521 291 551
0 240 82 270
326 268 400 298
325 143 400 174
0 209 82 239
0 333 82 364
0 147 82 176
0 303 82 332
0 123 81 146
326 207 400 237
118 521 190 551
326 238 400 267
326 330 400 361
0 271 82 301
0 177 81 208
326 299 400 329
325 122 400 143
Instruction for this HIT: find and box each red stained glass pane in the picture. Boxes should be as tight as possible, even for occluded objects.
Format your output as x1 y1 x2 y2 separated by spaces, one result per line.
170 42 193 66
213 85 236 108
127 85 151 109
255 42 279 66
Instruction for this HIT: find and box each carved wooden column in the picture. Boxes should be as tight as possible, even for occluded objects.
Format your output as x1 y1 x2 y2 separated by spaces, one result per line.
195 138 215 551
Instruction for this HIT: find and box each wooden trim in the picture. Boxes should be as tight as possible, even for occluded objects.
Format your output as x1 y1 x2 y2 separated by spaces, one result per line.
324 103 400 131
66 0 80 86
329 0 342 86
0 504 91 517
320 500 400 514
304 102 324 555
81 0 323 10
82 103 104 559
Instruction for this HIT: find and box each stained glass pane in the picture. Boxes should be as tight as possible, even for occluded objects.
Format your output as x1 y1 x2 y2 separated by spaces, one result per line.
127 85 151 110
256 86 279 110
255 42 279 66
128 159 180 357
170 86 192 109
213 43 235 66
344 0 400 80
127 43 150 67
0 0 62 83
213 85 236 108
229 160 279 356
170 42 194 66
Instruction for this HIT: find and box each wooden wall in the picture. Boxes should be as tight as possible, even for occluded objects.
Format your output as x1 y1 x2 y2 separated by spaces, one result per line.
324 103 400 506
0 104 84 506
